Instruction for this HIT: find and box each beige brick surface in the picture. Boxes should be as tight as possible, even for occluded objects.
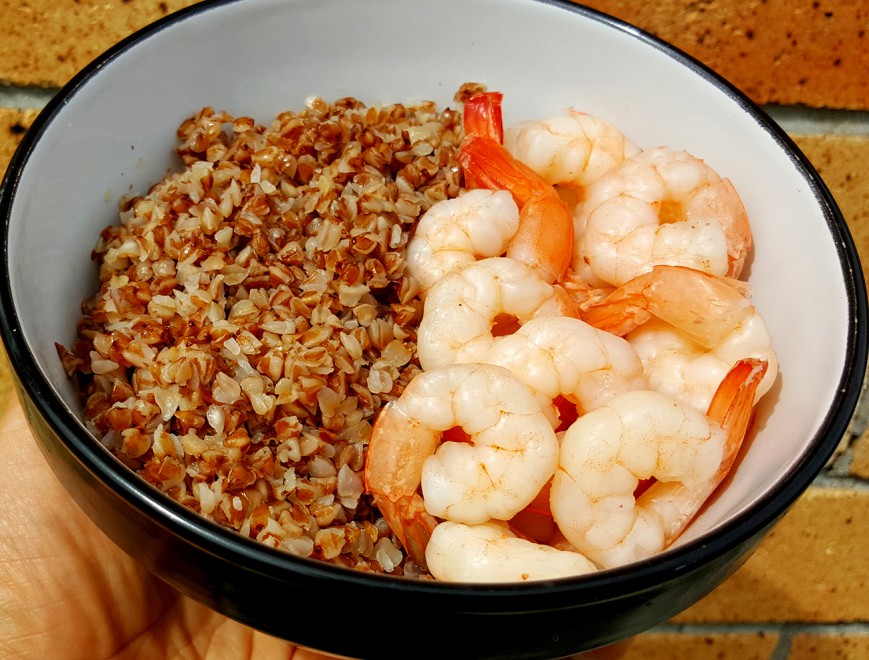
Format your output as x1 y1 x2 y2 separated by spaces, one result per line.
581 0 868 110
794 135 869 292
792 134 869 477
852 435 869 479
789 633 869 659
0 1 866 110
0 108 38 174
674 488 869 623
0 0 196 87
620 632 778 660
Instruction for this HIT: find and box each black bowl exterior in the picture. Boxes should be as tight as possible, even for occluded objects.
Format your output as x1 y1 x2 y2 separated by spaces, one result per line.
12 371 775 659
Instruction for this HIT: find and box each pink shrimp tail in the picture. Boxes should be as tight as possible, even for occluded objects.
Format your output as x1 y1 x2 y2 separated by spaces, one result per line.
705 357 770 490
458 134 574 283
363 403 440 569
649 357 769 548
458 134 552 204
581 265 754 345
579 271 656 335
371 493 439 570
464 91 504 144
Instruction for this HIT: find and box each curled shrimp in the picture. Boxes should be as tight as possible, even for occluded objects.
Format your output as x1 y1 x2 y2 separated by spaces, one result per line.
483 315 648 427
573 146 752 288
363 363 559 569
416 257 577 371
459 94 574 284
582 265 778 413
405 188 520 295
503 109 640 191
425 520 597 583
550 357 768 569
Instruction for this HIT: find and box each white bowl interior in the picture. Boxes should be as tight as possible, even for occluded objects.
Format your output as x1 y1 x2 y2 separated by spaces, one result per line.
5 0 852 550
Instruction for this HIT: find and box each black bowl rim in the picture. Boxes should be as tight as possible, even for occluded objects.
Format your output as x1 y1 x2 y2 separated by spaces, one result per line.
0 0 866 608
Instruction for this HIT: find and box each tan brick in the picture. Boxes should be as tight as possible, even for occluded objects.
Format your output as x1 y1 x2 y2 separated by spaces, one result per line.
0 0 197 87
2 0 867 110
792 134 869 476
579 1 868 109
0 108 39 175
675 488 869 623
852 434 869 479
619 631 778 660
789 633 869 659
793 135 869 289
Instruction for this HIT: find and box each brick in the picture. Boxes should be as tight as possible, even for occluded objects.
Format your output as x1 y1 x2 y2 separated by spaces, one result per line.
789 633 869 659
580 1 868 110
793 135 869 287
674 488 869 623
0 108 39 175
1 1 867 110
852 434 869 479
792 134 869 476
619 631 778 660
0 0 196 87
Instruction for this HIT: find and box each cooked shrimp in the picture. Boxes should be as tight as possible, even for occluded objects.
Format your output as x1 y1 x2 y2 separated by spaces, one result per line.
405 188 520 295
504 109 640 190
425 520 597 582
364 363 559 568
463 91 504 144
582 265 778 412
550 358 768 569
416 257 577 371
484 315 648 427
459 134 574 284
573 146 752 288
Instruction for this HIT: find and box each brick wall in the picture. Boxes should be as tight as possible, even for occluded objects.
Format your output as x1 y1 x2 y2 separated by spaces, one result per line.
1 1 867 658
575 3 869 657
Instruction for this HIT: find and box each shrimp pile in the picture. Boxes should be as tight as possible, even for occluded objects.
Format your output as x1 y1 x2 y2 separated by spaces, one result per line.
365 88 778 582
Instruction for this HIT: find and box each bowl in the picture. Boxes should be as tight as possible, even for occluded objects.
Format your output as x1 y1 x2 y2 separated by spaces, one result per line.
1 0 866 658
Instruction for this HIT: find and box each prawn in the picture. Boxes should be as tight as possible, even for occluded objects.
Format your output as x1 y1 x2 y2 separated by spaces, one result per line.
404 92 574 291
459 91 574 284
463 90 504 144
503 109 641 192
550 357 768 569
363 363 559 569
416 257 578 372
582 265 778 413
405 188 520 296
573 146 752 288
425 520 597 583
483 315 648 428
459 135 574 284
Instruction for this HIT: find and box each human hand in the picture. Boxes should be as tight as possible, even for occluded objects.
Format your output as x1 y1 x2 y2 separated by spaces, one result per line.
0 380 632 660
0 391 334 660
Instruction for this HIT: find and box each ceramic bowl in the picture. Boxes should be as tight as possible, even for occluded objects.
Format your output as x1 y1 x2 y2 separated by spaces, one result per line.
1 0 866 658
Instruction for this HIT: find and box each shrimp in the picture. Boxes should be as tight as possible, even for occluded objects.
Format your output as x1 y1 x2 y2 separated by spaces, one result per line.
425 520 597 582
405 188 520 296
483 315 648 427
416 257 578 372
503 109 641 191
550 357 768 569
582 265 778 413
463 90 504 144
363 363 559 569
573 146 752 288
459 134 574 284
